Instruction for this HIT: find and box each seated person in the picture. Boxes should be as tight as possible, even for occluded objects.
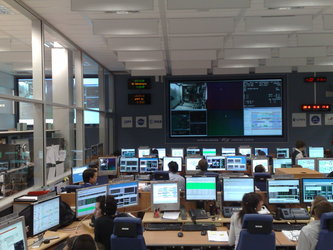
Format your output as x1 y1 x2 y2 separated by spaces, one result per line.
297 196 333 250
88 159 109 184
254 164 266 173
64 234 97 250
197 158 221 191
81 168 98 188
292 140 306 165
168 161 185 190
229 192 264 248
94 195 118 250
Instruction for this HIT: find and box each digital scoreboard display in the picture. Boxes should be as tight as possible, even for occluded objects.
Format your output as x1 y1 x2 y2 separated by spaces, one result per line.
128 94 151 105
128 78 151 89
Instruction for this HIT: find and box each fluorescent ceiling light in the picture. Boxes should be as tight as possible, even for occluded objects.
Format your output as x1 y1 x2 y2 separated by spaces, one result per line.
71 0 153 12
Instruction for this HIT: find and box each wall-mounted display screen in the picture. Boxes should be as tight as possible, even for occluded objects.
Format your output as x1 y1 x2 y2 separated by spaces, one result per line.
169 78 283 138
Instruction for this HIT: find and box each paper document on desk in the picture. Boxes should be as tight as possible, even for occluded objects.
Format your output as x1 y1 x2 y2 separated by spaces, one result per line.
162 211 180 220
282 230 300 241
208 231 229 242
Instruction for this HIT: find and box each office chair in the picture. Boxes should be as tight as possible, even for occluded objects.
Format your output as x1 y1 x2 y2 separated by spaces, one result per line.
152 171 169 181
315 212 333 250
236 214 275 250
110 217 147 250
253 173 271 191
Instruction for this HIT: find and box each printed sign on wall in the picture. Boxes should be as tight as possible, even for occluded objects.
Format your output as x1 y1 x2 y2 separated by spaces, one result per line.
121 116 133 128
325 114 333 125
136 116 147 128
149 115 162 129
309 114 322 126
292 113 306 127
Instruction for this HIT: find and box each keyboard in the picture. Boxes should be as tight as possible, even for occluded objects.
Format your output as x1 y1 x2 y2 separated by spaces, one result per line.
272 223 306 231
189 209 209 219
145 223 182 231
182 224 217 231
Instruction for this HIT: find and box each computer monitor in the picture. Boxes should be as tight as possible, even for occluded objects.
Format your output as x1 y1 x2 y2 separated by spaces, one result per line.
152 148 166 159
108 181 139 208
308 147 324 158
171 148 184 158
206 156 226 171
221 147 236 156
302 178 333 203
267 179 300 204
163 157 182 171
71 165 88 184
98 157 117 175
119 157 139 173
185 176 217 201
276 148 289 158
151 181 180 211
185 157 201 173
121 148 135 158
202 148 216 157
226 156 247 171
33 196 60 236
139 158 159 173
0 217 27 249
254 148 268 156
138 148 150 158
317 159 333 174
238 147 252 157
296 158 316 170
252 158 269 172
272 158 292 173
76 185 107 217
186 148 201 156
223 178 254 202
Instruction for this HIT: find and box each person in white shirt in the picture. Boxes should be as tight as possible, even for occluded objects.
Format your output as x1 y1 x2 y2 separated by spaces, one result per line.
292 140 306 165
297 196 333 250
228 192 264 248
168 161 185 190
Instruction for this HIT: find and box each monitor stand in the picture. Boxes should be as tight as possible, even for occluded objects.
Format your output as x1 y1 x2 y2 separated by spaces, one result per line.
31 233 59 248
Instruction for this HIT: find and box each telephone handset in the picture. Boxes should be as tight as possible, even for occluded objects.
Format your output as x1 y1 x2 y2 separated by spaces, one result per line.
280 208 310 220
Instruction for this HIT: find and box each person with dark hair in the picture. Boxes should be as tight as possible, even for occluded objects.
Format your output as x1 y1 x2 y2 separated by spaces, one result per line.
64 234 97 250
81 168 98 188
197 158 221 190
88 159 109 185
254 164 266 173
197 158 209 173
228 192 264 248
297 196 333 250
168 161 185 190
292 140 306 165
94 195 118 250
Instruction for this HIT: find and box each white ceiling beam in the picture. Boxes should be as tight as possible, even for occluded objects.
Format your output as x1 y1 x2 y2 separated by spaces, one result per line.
125 61 165 70
170 50 217 60
232 35 289 48
213 68 249 74
218 59 258 68
172 69 208 75
223 48 271 59
169 37 223 50
255 66 292 73
266 58 307 66
167 0 250 10
171 60 211 69
107 37 162 51
279 47 326 57
315 57 333 66
264 0 333 8
117 51 164 62
297 34 333 46
71 0 154 12
323 15 333 30
298 65 333 72
131 69 166 76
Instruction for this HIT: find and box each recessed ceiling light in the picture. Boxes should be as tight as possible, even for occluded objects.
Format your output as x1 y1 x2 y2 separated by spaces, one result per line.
105 10 139 14
0 5 13 15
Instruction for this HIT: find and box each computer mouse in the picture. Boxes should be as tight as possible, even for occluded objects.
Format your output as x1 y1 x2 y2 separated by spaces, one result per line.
43 239 50 244
177 232 183 237
201 230 207 236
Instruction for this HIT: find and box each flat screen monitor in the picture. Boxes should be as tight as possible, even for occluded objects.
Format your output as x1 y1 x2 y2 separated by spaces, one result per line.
223 178 254 202
138 148 150 158
317 159 333 174
206 156 226 171
238 147 252 156
296 158 316 170
33 196 60 236
186 148 201 156
309 147 324 158
76 185 107 217
0 217 27 249
185 157 201 173
202 148 216 157
119 157 139 173
226 156 247 171
252 158 269 172
121 148 135 158
152 148 166 159
302 178 333 203
267 179 300 204
221 147 236 156
139 158 159 173
151 181 180 211
254 148 268 156
71 165 88 184
272 158 292 173
163 157 182 171
169 78 284 138
171 148 184 158
185 176 217 201
276 148 289 158
98 157 117 175
108 181 139 208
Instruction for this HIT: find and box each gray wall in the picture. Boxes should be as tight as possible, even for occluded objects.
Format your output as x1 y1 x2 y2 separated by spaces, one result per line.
114 72 333 154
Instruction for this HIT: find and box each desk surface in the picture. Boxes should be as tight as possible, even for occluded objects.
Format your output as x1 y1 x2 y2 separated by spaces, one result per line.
27 231 69 250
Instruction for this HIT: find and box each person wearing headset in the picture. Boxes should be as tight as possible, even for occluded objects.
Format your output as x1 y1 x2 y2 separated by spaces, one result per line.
64 234 97 250
228 192 264 249
94 195 118 250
